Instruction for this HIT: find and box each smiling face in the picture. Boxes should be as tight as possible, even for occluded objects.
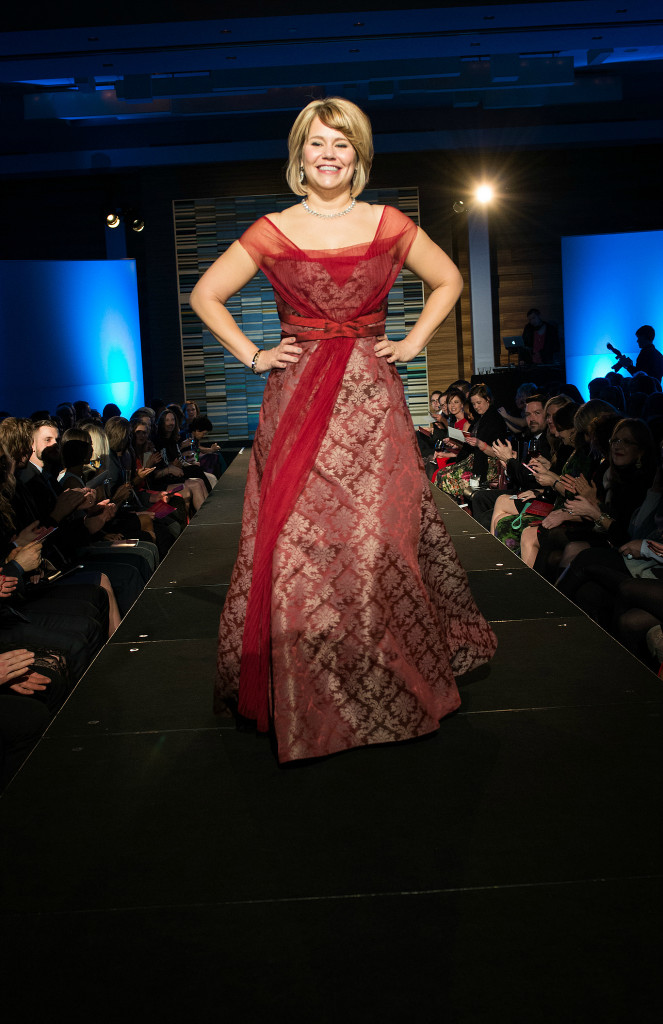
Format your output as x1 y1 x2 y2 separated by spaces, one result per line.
610 426 641 468
301 116 357 196
448 395 464 417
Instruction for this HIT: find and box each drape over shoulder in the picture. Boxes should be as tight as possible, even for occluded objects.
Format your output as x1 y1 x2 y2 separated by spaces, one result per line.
216 205 496 760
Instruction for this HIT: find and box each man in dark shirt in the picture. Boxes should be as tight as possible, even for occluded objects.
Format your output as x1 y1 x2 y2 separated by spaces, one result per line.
470 395 550 529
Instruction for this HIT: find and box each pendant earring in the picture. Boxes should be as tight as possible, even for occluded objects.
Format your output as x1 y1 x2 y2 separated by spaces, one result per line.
299 166 305 184
636 456 643 469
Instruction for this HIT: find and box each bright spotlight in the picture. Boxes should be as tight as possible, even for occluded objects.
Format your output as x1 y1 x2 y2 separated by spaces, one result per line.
475 184 494 204
106 212 121 229
130 217 145 233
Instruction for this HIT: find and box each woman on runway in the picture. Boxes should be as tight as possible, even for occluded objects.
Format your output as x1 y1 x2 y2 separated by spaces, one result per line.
191 97 496 762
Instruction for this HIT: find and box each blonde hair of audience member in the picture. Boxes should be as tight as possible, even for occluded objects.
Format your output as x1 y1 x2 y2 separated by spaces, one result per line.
82 420 110 472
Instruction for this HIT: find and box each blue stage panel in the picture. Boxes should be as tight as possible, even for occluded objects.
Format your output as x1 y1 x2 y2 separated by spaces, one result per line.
562 230 663 395
0 259 144 417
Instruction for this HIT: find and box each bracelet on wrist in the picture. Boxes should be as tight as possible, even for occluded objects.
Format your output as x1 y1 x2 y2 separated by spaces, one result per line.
251 350 263 375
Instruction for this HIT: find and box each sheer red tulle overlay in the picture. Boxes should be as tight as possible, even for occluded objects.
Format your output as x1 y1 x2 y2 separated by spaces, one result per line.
215 205 497 761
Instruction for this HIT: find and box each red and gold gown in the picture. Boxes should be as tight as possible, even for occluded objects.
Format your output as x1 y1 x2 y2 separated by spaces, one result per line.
215 205 497 761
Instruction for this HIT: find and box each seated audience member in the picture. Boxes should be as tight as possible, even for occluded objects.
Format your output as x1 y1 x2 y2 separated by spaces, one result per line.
553 383 585 405
180 400 201 440
588 377 609 401
0 440 111 675
426 389 469 482
647 415 663 449
554 416 656 567
80 420 111 485
131 407 156 439
601 385 626 413
56 403 76 431
152 409 209 511
472 393 551 531
417 390 448 458
73 400 91 423
102 403 122 424
62 422 160 557
515 400 611 569
497 382 538 433
558 444 663 669
631 371 660 395
627 391 648 419
130 418 189 523
129 421 185 538
524 407 647 580
166 404 184 430
642 393 663 421
186 415 226 480
521 308 559 365
436 384 508 498
13 419 148 617
0 644 70 790
491 397 575 550
60 429 95 488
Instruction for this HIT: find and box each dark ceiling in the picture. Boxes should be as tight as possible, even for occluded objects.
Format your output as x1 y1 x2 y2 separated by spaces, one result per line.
1 1 661 177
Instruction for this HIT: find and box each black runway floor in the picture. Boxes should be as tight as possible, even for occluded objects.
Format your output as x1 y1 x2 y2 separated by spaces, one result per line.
1 453 661 1022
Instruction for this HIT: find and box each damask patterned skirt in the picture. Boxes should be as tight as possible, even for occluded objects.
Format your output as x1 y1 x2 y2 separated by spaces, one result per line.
216 338 497 761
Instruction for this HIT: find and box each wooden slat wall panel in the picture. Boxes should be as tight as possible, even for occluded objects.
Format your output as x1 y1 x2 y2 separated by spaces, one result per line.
416 194 472 396
494 237 563 367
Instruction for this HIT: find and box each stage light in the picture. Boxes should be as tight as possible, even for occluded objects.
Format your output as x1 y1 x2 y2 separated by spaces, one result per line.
106 211 121 228
130 216 145 233
475 184 494 203
453 200 467 214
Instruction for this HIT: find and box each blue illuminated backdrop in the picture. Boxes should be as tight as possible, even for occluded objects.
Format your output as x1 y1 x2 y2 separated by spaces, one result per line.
0 259 144 416
562 231 663 396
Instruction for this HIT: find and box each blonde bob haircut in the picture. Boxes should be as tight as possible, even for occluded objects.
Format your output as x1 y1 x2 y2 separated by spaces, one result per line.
286 97 374 198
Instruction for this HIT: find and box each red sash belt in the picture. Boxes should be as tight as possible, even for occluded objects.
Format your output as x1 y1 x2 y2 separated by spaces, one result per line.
238 313 385 730
279 311 386 342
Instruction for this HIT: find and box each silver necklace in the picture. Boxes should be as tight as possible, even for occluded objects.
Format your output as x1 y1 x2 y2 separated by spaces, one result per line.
301 197 356 219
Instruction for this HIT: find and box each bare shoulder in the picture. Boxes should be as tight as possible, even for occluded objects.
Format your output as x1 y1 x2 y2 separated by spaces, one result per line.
367 203 386 223
266 204 301 226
